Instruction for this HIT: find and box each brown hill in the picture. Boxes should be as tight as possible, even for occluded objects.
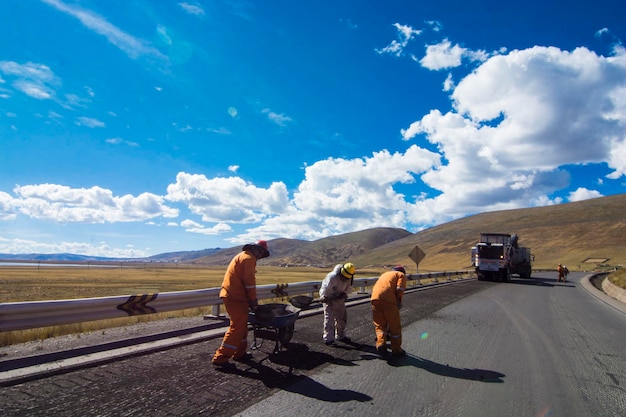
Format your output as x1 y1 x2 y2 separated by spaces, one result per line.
351 193 626 272
191 228 412 267
192 193 626 273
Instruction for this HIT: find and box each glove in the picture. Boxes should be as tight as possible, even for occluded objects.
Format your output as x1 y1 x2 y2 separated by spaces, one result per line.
339 292 347 300
248 299 258 312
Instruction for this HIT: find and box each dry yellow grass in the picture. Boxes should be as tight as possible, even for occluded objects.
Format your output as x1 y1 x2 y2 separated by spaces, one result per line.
0 264 385 303
0 264 385 346
609 269 626 289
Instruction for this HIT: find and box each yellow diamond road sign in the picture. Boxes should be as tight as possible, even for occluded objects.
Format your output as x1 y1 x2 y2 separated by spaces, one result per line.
408 246 426 265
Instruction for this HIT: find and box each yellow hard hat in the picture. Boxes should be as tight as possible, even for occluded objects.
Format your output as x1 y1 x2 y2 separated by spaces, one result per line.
341 262 355 279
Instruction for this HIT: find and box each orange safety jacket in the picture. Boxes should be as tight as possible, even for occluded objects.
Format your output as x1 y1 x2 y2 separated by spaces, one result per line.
219 251 258 302
371 271 407 304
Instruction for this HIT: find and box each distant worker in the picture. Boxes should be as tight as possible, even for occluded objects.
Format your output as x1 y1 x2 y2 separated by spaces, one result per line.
371 265 407 358
319 262 355 346
212 240 270 368
557 264 566 282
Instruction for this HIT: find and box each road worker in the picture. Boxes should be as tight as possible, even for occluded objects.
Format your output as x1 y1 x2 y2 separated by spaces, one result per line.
319 262 355 345
371 265 407 358
212 240 270 368
557 264 566 282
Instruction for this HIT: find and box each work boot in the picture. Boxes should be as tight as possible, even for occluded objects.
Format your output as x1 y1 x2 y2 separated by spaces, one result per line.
392 349 406 358
234 353 254 363
376 345 389 358
212 360 236 370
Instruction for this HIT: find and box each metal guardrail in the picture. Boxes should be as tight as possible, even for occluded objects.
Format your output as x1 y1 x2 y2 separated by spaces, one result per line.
0 271 473 332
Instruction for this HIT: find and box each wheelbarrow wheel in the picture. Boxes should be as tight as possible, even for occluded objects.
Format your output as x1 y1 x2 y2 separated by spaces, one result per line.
278 323 295 347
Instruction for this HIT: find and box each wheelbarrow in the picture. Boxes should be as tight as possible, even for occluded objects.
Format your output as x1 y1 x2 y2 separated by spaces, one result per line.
248 303 300 354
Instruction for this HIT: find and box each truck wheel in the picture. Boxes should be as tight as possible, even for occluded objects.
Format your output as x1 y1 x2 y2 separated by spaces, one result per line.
502 268 511 282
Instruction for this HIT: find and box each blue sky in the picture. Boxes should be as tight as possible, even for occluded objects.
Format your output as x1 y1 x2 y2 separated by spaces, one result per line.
1 0 625 258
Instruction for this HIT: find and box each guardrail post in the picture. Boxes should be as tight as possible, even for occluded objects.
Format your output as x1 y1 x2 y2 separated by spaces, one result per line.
204 304 225 320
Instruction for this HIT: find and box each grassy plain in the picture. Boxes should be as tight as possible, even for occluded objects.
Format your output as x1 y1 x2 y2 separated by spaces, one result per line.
0 264 383 346
0 264 386 303
2 263 623 347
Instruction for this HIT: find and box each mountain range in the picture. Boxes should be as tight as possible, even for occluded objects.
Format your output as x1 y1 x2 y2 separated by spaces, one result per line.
2 193 625 272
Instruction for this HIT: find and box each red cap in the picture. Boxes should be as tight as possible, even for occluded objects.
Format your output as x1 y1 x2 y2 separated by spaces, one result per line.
393 265 406 274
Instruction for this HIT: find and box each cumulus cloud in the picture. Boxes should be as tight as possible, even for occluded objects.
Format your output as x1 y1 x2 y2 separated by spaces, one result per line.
231 146 441 243
0 236 148 258
11 184 178 223
0 191 17 220
402 45 626 216
165 172 290 224
568 188 603 202
181 219 232 235
420 39 488 70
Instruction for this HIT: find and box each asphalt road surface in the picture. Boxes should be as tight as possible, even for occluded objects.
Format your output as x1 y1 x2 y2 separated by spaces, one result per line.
1 272 624 417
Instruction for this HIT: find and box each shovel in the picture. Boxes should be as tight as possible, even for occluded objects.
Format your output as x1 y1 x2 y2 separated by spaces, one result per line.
288 295 323 310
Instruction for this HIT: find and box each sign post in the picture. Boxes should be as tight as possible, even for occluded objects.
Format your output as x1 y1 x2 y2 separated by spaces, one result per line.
408 245 426 272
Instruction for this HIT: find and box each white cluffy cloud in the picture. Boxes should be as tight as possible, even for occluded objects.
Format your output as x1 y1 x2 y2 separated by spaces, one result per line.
0 236 147 258
420 39 488 70
231 146 441 243
165 173 290 224
402 46 626 215
12 184 178 223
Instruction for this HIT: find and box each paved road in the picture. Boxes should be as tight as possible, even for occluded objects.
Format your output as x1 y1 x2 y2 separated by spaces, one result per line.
1 273 624 416
238 272 626 417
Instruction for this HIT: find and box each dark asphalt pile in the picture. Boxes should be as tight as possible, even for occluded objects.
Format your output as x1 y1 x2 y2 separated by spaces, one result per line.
0 280 493 417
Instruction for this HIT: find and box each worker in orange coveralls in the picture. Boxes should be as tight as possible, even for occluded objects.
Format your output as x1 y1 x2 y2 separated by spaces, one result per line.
212 240 270 368
371 265 407 358
557 264 566 282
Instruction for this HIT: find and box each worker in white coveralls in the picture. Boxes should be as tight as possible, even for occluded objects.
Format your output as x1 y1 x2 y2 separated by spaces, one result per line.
319 262 356 346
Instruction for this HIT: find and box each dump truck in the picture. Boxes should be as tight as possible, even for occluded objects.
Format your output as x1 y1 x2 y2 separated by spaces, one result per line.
471 233 533 281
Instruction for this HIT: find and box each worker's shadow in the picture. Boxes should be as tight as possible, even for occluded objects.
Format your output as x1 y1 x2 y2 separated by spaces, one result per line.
268 342 358 369
508 277 555 287
389 354 506 383
222 347 372 403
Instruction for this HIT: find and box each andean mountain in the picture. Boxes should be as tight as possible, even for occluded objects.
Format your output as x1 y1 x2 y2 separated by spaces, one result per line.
2 194 624 272
193 193 626 272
